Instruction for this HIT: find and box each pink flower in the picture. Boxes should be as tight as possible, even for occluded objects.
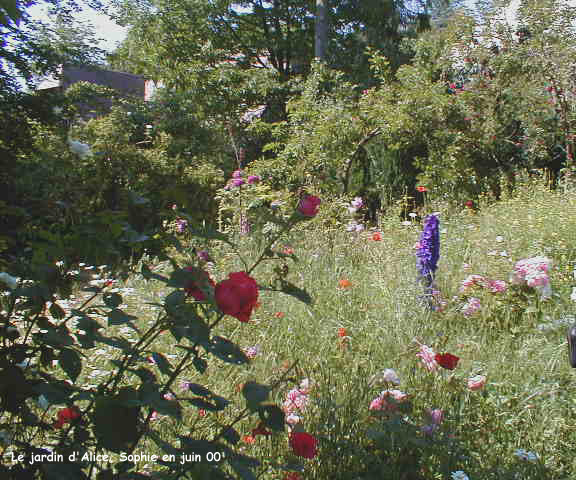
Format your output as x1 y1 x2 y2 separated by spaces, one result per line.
427 408 443 425
232 170 243 178
285 413 301 425
369 389 407 411
487 279 507 293
460 274 486 292
297 194 321 217
247 175 261 184
462 297 481 316
197 250 211 262
232 178 245 187
243 345 260 359
468 375 486 391
369 396 384 411
417 344 438 371
282 385 310 414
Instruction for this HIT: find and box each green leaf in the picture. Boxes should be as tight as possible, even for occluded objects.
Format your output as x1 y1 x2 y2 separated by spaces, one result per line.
128 367 156 384
193 357 208 374
186 226 234 246
49 302 66 320
205 336 249 365
103 292 122 308
280 280 313 305
186 383 212 396
140 389 182 420
242 382 270 410
150 352 173 376
258 403 285 432
227 459 258 480
93 392 140 453
141 264 169 283
165 290 186 313
107 309 138 326
221 427 240 445
185 397 225 412
147 429 181 457
35 327 75 347
59 349 82 383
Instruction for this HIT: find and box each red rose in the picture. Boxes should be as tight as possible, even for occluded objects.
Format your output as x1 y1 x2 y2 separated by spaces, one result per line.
289 431 317 459
54 406 81 429
465 200 474 209
215 272 259 322
297 194 321 217
434 352 460 370
184 267 215 301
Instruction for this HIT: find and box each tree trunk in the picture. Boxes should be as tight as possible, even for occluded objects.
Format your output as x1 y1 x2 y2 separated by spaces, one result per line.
315 0 328 61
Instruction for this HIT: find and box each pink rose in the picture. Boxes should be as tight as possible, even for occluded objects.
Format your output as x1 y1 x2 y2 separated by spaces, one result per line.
468 375 486 391
215 272 259 323
297 194 321 217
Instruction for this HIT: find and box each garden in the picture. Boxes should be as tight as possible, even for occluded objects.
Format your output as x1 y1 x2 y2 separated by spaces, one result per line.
2 0 576 479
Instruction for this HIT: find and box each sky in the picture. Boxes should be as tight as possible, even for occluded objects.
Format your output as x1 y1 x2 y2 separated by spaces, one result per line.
27 3 128 52
27 0 574 56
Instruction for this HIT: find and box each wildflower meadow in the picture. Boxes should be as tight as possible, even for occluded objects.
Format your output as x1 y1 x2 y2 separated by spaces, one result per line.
2 174 576 480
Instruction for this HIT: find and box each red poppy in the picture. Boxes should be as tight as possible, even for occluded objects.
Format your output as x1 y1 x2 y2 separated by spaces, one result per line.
243 434 255 445
339 279 351 288
289 432 318 459
435 352 460 370
416 186 428 193
372 232 382 241
54 406 81 429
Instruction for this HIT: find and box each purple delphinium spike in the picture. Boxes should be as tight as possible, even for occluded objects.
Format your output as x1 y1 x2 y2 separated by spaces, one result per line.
416 214 440 305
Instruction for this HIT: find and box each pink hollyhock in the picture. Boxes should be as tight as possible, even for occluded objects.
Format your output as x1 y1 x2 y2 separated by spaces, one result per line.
215 272 259 323
289 432 317 459
417 344 438 371
468 375 486 391
297 194 321 217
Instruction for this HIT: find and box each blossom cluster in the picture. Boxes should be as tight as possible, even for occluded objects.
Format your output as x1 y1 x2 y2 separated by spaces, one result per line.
460 275 507 294
511 256 553 299
223 169 261 190
282 379 311 425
